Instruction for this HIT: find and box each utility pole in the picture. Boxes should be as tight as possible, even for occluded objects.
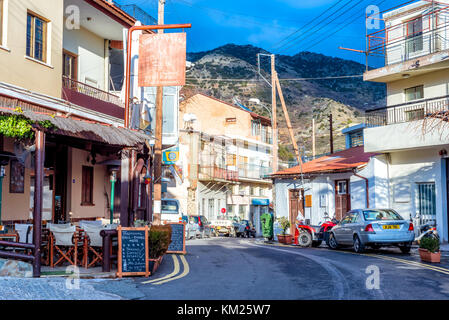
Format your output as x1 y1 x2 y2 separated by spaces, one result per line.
153 0 166 225
312 118 316 158
271 54 278 174
329 113 334 154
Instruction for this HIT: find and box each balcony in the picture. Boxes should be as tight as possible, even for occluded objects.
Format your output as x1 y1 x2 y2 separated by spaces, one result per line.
365 95 449 127
239 164 272 181
199 166 239 182
62 76 125 120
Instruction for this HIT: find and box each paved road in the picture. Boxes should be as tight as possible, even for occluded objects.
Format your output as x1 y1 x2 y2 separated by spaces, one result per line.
3 237 449 300
123 237 449 300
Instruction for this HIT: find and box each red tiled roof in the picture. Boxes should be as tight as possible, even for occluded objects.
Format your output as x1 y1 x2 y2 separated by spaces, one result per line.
273 146 378 177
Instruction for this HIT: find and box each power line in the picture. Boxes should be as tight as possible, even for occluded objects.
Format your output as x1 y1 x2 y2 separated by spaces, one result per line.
302 0 387 52
272 0 348 49
185 75 363 82
278 0 367 54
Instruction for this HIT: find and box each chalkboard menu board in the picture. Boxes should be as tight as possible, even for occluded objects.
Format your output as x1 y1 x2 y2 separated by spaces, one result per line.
117 226 150 278
166 222 186 254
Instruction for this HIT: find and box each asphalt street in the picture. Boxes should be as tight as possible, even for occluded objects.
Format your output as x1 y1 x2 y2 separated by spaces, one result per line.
121 237 449 300
3 237 449 300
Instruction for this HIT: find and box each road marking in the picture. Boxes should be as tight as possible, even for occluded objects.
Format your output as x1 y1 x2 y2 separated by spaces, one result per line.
141 254 180 284
152 255 190 285
253 242 449 276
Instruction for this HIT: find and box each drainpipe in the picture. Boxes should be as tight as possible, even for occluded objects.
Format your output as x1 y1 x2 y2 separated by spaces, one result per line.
353 170 369 208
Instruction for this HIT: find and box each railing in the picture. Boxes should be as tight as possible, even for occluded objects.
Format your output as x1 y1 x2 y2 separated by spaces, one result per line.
365 95 449 126
113 2 157 25
199 166 239 182
366 3 449 68
62 76 124 107
239 164 272 180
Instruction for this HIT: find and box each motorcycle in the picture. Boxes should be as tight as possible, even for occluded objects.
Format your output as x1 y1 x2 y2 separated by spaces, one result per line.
416 222 439 244
294 215 338 247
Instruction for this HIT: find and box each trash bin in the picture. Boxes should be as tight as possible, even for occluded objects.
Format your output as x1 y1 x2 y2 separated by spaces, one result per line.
260 212 273 241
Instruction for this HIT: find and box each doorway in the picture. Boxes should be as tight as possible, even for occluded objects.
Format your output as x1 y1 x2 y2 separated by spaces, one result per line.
335 180 350 220
289 189 304 235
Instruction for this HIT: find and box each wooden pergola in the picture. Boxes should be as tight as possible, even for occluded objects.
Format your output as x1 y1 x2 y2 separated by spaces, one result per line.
0 108 153 277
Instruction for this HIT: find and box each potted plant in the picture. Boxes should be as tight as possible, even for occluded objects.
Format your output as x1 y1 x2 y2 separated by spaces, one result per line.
277 217 292 244
148 225 172 273
419 236 440 263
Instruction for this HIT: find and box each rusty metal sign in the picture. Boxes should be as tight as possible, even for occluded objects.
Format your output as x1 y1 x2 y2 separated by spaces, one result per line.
138 33 186 87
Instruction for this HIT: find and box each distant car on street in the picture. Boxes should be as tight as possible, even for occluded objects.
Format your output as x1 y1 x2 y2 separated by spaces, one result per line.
182 215 199 240
327 209 415 253
189 215 212 238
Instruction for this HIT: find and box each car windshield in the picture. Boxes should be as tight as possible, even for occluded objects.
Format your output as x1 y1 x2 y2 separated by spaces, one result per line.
363 210 404 221
189 216 199 224
161 200 179 214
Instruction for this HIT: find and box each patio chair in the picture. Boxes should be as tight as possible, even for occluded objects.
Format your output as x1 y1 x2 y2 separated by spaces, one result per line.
14 224 33 244
79 220 103 229
49 224 82 267
82 224 104 268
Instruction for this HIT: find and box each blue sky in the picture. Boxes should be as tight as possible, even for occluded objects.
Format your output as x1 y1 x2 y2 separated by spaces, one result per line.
118 0 407 64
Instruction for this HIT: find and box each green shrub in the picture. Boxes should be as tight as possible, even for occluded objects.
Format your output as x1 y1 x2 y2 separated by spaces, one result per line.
148 225 172 259
420 236 440 253
278 217 290 235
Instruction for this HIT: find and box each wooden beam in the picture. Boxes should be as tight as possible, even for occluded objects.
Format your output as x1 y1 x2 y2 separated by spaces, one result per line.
33 130 45 277
274 72 303 168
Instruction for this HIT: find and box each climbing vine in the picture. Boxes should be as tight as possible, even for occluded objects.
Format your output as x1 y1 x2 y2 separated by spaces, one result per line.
0 114 57 140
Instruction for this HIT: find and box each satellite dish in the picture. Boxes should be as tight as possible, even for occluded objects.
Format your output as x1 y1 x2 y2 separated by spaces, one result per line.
183 113 197 123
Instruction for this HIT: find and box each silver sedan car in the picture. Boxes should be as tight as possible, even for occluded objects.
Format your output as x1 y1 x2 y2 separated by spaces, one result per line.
327 209 415 253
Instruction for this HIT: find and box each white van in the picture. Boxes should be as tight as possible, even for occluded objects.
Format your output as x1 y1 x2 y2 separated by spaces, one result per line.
161 198 183 223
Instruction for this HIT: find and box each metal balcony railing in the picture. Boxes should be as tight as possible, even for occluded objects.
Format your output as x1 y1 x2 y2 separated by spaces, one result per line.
62 76 124 107
199 166 239 182
365 95 449 126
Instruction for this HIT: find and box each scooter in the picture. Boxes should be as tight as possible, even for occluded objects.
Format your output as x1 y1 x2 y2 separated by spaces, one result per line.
416 222 439 244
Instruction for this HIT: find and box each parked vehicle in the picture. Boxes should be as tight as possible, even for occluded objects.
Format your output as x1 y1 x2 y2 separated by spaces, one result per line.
182 215 199 240
294 216 338 247
161 199 183 223
189 215 212 238
416 221 439 244
210 216 237 237
327 209 415 253
236 220 256 238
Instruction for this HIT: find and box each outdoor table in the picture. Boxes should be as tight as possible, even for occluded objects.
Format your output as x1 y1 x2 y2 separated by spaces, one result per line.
0 233 19 242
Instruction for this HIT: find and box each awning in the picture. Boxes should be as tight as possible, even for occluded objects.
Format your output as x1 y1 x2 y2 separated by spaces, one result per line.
0 107 152 148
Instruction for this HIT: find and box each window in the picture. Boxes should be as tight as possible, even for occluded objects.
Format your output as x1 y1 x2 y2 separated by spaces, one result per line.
239 205 247 219
251 120 260 136
405 85 424 102
337 181 347 195
406 16 423 54
161 200 179 214
81 166 94 205
226 117 236 123
418 183 436 217
349 131 364 148
63 50 77 80
26 12 48 62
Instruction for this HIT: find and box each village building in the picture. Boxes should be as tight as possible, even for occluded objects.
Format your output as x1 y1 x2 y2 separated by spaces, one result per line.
363 0 449 243
165 93 273 234
0 0 159 275
271 125 386 235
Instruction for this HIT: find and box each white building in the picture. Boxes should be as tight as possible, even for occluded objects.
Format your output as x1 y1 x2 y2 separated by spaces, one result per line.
363 0 449 242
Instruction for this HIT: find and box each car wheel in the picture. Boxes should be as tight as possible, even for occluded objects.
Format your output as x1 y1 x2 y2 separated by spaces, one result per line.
353 235 365 253
298 231 312 247
399 243 412 254
327 233 339 249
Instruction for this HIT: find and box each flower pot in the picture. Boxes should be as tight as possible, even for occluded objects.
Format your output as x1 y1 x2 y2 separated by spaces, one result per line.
277 234 293 245
419 248 441 263
149 255 164 274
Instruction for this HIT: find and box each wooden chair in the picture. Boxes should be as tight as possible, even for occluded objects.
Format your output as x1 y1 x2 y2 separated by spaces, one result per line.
49 224 82 267
81 224 104 268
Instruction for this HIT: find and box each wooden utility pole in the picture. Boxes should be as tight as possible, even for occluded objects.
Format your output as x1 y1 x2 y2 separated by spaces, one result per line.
271 54 278 174
329 113 334 154
312 118 316 158
153 0 166 225
274 73 301 167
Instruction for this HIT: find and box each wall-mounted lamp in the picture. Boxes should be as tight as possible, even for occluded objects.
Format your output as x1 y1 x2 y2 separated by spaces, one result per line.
439 149 447 157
